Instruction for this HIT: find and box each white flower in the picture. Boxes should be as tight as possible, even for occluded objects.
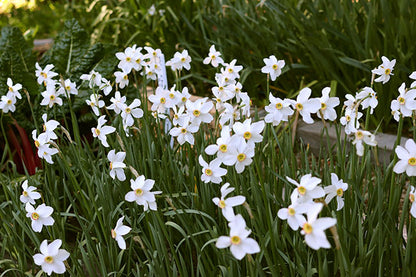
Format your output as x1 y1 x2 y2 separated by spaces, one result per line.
264 94 294 126
205 126 235 162
228 137 255 174
166 49 192 71
186 98 214 125
212 183 245 221
100 78 112 96
86 93 105 116
169 120 199 145
199 156 227 184
409 186 416 218
148 4 156 15
107 91 127 114
80 70 102 88
261 55 285 81
171 105 189 127
356 87 378 114
287 174 325 204
121 99 144 127
277 197 310 231
111 216 131 249
25 203 54 232
41 113 59 141
148 86 170 113
203 45 224 67
125 176 162 211
40 85 63 108
32 130 59 164
216 214 260 260
108 149 126 181
20 180 41 205
6 77 22 99
301 203 337 250
114 70 130 89
372 56 395 84
116 45 142 74
0 92 17 113
58 79 78 97
324 173 348 211
394 139 416 176
35 63 58 86
219 103 240 128
232 118 265 144
340 108 362 135
352 129 377 156
291 87 321 124
390 83 416 118
317 87 339 121
223 59 243 80
91 115 116 148
33 239 69 276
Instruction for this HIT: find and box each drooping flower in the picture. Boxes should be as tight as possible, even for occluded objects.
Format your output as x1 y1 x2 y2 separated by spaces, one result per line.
91 115 116 148
111 216 131 249
215 214 260 260
323 173 348 211
20 180 41 205
372 56 396 84
125 176 162 211
107 149 126 181
300 203 337 250
212 183 246 221
393 139 416 176
25 203 54 232
261 55 285 81
33 239 69 276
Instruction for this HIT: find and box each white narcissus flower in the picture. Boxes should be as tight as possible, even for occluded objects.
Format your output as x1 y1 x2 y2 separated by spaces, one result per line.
390 83 416 118
264 94 294 126
205 126 235 161
287 174 325 204
261 55 285 81
223 59 243 80
219 103 240 128
86 93 105 116
114 70 130 89
166 49 192 71
25 203 54 232
20 180 41 205
148 86 170 113
199 156 227 184
0 92 17 113
116 45 141 74
171 105 189 127
232 118 265 144
409 186 416 218
58 79 78 97
6 77 22 99
108 91 127 114
228 137 255 174
80 70 102 88
340 108 362 135
301 203 337 250
41 113 59 141
186 98 214 126
352 129 377 156
169 120 199 145
277 196 310 231
99 78 112 96
372 56 396 84
125 176 162 211
203 45 224 67
111 216 131 249
394 139 416 176
33 239 69 276
317 87 339 121
356 87 378 114
40 85 63 108
121 99 144 127
92 115 116 148
32 130 59 164
107 149 126 181
324 173 348 211
216 214 260 260
212 183 245 221
291 87 321 124
35 63 58 86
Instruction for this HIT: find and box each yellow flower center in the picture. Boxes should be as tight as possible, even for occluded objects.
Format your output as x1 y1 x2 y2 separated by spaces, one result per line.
237 153 246 162
125 107 131 113
44 256 54 264
7 99 12 104
181 57 186 63
8 86 13 92
136 58 141 64
410 194 415 203
408 157 416 166
169 93 175 99
219 144 227 153
43 124 47 132
35 140 40 148
336 188 344 197
22 191 28 197
41 72 47 78
298 186 306 195
180 128 187 134
152 52 157 56
399 97 406 104
174 114 178 119
272 64 278 70
218 200 226 208
275 102 283 110
193 110 201 117
356 131 363 139
123 75 128 80
303 222 313 234
288 207 295 216
126 57 131 62
181 97 187 102
243 131 252 140
111 229 117 239
224 77 229 83
49 95 55 100
228 68 233 73
31 212 40 220
160 97 166 104
321 103 327 110
205 168 213 176
135 188 144 196
211 55 216 59
109 162 113 170
296 103 303 111
346 115 351 122
94 128 101 136
230 235 241 245
385 68 391 75
65 86 71 91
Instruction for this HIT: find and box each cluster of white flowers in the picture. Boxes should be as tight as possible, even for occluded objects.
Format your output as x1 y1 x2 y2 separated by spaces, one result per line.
0 78 22 113
278 173 346 250
32 113 60 164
